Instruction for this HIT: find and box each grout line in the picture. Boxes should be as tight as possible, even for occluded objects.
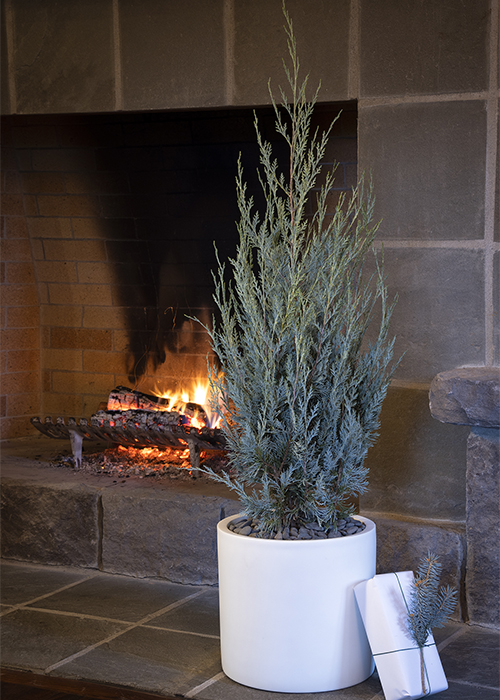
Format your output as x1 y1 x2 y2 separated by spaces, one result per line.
18 606 133 625
373 239 500 250
138 589 208 620
184 671 226 698
223 0 235 105
347 0 359 101
447 678 500 691
436 624 469 652
142 624 219 640
43 625 138 673
112 0 123 111
43 589 207 673
359 90 492 108
4 0 17 114
484 0 499 366
0 572 101 617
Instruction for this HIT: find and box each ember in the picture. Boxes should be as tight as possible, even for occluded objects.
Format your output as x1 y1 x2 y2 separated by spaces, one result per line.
51 443 230 481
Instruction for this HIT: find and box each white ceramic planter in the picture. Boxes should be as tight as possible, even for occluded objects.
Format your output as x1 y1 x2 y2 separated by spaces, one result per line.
217 514 376 693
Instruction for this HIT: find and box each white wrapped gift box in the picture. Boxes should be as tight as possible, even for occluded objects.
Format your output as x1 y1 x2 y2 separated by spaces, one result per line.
354 571 448 700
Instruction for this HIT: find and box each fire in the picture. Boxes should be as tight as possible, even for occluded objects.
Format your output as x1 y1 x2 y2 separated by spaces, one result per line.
152 379 221 429
113 444 193 472
190 415 205 430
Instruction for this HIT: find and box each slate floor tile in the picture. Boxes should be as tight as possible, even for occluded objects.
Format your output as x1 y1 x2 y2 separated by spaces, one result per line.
440 626 500 688
0 562 90 605
433 622 465 645
439 681 500 699
27 571 198 622
0 608 127 671
196 670 383 700
50 644 204 696
150 587 220 637
53 625 222 696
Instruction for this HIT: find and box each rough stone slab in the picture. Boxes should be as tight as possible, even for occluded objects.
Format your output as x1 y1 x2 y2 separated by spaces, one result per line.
367 512 466 621
233 0 350 105
363 385 468 521
0 446 241 585
0 480 99 568
359 103 487 242
120 0 225 111
101 490 240 586
359 0 489 97
466 428 500 627
430 367 500 428
12 0 115 114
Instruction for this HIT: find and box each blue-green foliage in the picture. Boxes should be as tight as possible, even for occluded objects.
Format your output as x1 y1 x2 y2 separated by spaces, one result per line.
197 8 398 535
408 552 458 647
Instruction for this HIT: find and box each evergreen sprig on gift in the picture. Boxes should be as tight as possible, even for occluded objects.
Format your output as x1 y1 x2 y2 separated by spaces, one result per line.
195 4 398 536
408 552 458 648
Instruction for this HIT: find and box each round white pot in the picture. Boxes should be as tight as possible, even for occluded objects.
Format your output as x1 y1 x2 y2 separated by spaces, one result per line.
217 514 376 693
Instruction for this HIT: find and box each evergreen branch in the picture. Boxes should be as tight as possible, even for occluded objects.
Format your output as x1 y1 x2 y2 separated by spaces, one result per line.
407 552 458 648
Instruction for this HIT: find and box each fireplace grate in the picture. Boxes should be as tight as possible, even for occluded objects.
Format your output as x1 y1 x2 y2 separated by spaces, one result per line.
31 414 226 470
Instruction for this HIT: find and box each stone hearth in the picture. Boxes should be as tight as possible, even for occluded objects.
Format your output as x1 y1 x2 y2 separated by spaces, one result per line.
1 434 465 623
1 435 241 586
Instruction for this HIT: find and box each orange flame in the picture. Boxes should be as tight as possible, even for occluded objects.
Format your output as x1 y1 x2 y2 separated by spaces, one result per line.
152 379 221 429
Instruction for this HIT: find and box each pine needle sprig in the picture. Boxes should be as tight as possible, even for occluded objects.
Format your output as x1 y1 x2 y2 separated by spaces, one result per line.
407 552 458 648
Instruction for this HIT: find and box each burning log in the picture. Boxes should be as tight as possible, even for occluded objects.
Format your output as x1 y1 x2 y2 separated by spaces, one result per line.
107 386 170 411
107 386 209 428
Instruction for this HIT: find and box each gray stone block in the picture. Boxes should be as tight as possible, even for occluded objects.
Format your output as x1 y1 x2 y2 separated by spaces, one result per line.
12 0 114 114
359 101 487 240
495 106 500 244
233 0 350 106
359 0 489 97
466 427 500 627
430 367 500 428
0 480 99 568
362 386 468 521
368 513 465 620
363 248 485 382
494 252 500 365
120 0 225 111
101 489 240 585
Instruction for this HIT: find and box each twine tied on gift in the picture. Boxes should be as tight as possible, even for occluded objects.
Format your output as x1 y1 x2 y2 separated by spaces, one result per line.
395 553 458 697
394 572 432 696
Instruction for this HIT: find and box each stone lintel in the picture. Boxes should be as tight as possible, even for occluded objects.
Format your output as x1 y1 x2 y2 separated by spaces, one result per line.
429 367 500 428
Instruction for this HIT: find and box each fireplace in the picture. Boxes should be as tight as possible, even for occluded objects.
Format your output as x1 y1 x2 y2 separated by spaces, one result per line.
1 103 357 441
1 0 497 631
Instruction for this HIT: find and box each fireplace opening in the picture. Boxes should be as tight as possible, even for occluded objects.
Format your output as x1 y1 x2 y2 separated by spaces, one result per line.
3 102 357 458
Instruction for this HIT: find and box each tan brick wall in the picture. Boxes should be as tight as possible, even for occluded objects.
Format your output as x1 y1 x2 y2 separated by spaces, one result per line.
1 122 41 438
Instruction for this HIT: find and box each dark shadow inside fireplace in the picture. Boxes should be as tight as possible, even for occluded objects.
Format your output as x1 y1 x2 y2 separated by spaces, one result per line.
89 103 357 384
